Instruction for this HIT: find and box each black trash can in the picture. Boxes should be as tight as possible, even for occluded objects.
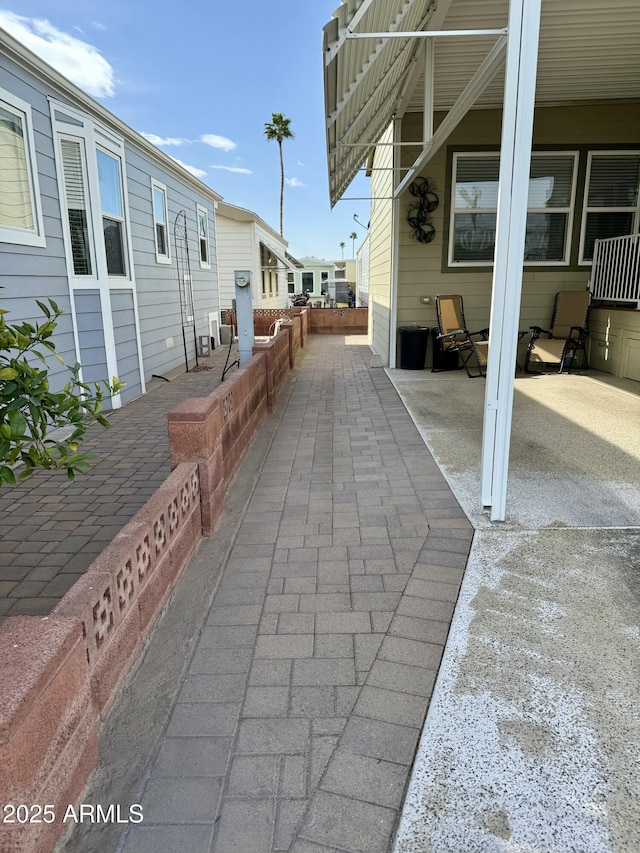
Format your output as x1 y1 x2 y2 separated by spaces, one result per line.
399 325 429 369
431 327 460 372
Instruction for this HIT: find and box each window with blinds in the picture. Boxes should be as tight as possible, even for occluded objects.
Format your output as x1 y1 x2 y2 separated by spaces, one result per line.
60 138 93 275
0 89 45 247
449 152 578 266
580 152 640 262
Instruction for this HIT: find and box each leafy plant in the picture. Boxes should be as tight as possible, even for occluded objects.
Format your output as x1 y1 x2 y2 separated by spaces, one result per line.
0 299 125 486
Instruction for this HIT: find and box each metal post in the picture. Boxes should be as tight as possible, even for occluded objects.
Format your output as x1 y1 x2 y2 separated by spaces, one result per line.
480 0 542 521
234 270 255 365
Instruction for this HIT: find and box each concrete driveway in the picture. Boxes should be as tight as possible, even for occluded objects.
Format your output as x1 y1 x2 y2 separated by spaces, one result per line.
387 367 640 852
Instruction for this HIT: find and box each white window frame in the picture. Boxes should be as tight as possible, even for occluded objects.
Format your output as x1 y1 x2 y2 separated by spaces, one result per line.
197 204 211 269
52 101 135 288
151 179 171 263
96 146 127 277
0 86 46 247
579 150 640 265
449 151 578 267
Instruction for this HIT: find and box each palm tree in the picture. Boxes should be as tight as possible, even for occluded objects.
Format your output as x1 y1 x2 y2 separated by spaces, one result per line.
264 113 294 236
350 231 358 257
339 241 346 260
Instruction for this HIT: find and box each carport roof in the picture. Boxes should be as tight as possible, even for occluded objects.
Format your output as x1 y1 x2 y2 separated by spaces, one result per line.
323 0 640 207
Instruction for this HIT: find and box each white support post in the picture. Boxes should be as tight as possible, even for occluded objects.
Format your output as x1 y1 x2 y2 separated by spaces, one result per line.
388 118 402 369
480 0 542 521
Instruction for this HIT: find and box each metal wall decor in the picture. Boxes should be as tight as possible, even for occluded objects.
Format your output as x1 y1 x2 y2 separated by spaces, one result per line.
407 177 439 243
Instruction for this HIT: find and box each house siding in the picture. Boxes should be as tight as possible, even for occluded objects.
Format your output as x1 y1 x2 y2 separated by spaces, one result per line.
0 52 77 389
216 214 289 313
111 289 143 404
216 216 254 311
124 146 219 381
1 40 221 398
394 104 640 366
73 290 109 402
369 123 395 362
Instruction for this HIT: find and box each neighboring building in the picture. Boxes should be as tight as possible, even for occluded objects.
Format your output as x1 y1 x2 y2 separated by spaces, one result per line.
216 201 299 314
288 256 334 302
288 257 357 305
1 27 222 408
356 234 370 309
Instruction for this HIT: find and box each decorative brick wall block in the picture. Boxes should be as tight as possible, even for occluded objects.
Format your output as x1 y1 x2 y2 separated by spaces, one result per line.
0 616 99 853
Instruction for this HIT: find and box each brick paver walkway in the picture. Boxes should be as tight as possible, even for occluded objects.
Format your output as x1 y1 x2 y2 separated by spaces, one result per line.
62 336 473 853
0 345 234 623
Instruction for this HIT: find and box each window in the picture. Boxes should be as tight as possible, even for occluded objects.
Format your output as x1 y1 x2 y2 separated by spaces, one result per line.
321 271 329 295
0 88 46 247
59 138 93 275
449 152 577 266
97 148 126 275
302 272 314 293
288 272 295 294
580 151 640 263
260 243 278 297
197 205 210 268
151 180 170 263
53 102 133 285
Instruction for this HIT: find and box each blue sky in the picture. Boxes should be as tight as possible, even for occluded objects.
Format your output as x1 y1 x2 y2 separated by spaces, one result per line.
0 1 371 261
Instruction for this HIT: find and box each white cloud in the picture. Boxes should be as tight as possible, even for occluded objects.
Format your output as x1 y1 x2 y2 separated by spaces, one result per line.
170 157 207 179
210 165 252 175
285 177 305 188
0 11 115 98
201 134 237 152
142 133 189 147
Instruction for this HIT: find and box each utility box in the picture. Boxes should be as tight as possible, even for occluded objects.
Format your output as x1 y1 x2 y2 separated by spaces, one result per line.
197 335 211 357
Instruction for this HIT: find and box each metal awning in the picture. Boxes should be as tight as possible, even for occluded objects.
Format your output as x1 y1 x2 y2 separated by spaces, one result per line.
260 242 301 273
285 251 304 269
323 0 441 207
323 0 640 207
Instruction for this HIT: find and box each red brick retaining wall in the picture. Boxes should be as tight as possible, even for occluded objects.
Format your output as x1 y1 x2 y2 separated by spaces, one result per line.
0 463 201 853
253 306 366 337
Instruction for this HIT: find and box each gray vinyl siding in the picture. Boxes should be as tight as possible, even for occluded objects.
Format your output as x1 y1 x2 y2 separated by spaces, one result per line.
111 289 142 404
73 290 110 409
2 40 221 401
0 53 76 392
123 146 219 381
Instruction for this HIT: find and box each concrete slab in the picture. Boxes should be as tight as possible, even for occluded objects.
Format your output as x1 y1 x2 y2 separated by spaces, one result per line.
388 366 640 853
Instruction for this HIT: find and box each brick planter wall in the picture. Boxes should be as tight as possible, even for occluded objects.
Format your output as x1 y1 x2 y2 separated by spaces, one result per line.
0 463 201 853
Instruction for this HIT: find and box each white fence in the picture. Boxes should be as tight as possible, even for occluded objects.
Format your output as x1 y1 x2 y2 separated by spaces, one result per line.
590 233 640 308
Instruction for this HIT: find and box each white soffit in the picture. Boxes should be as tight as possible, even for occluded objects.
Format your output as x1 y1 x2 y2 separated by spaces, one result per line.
324 0 640 206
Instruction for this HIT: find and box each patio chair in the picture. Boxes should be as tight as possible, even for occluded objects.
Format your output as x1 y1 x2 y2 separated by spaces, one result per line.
524 290 591 373
435 294 489 378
